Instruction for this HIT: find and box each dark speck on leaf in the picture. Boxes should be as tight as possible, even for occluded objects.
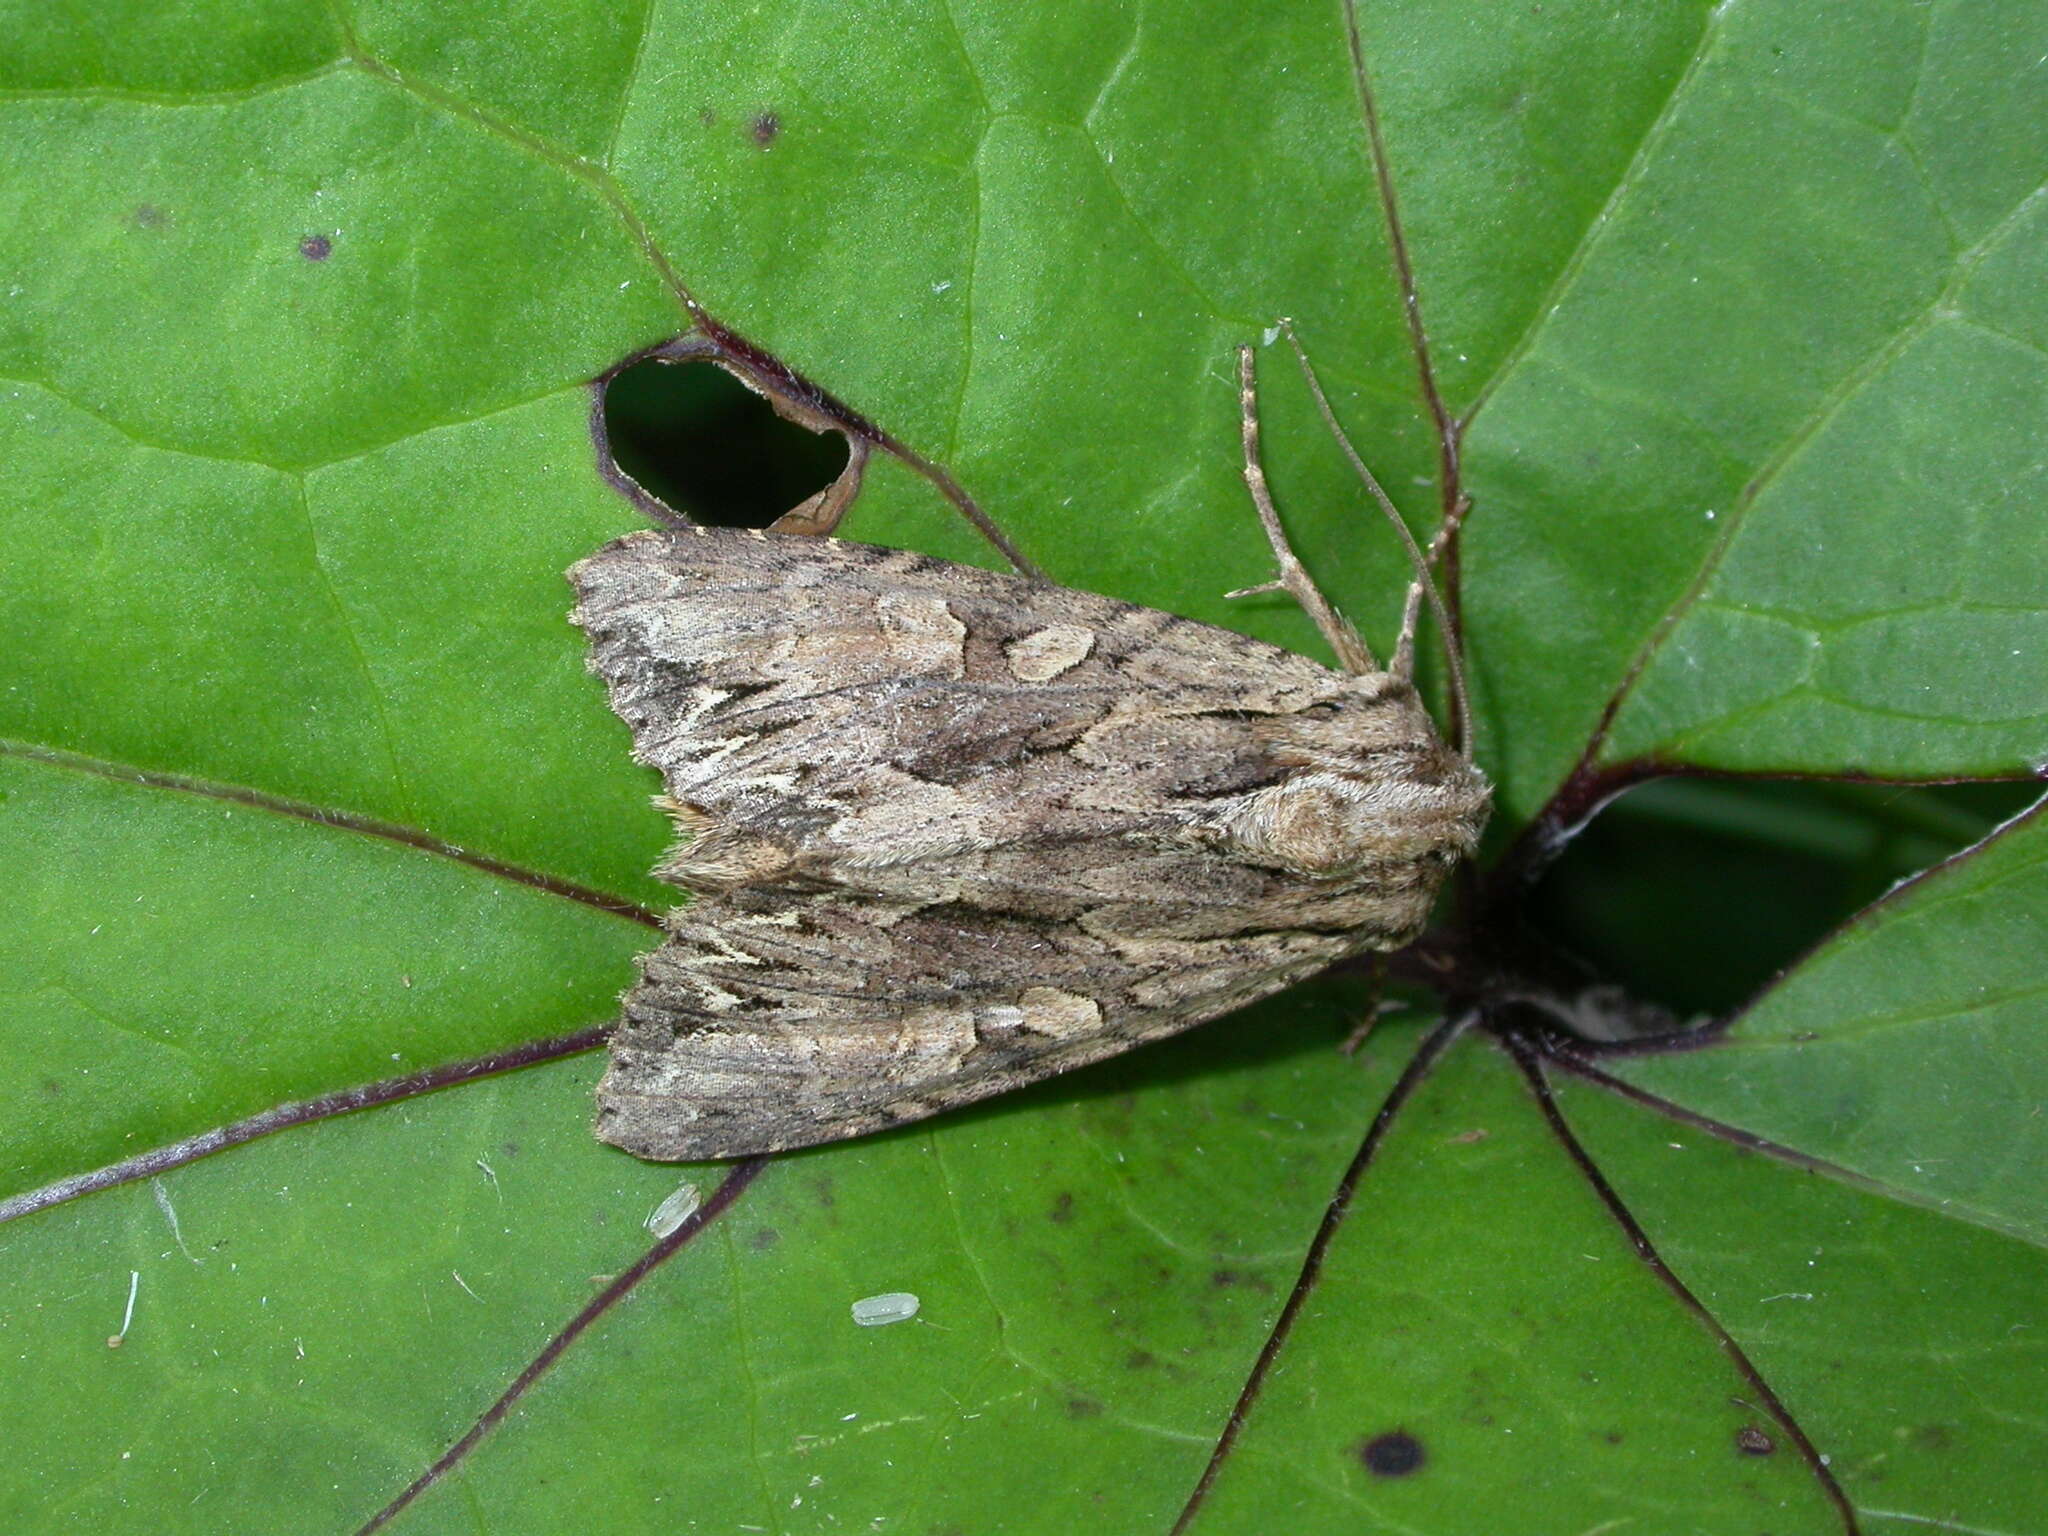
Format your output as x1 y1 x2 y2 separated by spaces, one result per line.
1735 1425 1775 1456
1049 1192 1073 1224
1357 1430 1426 1478
1125 1349 1157 1370
1065 1396 1102 1419
750 110 780 147
750 1226 781 1250
300 234 332 261
1210 1268 1270 1292
699 106 717 126
132 204 167 229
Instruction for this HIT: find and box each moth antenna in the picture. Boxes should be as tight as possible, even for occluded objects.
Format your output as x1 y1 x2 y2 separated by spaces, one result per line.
1233 345 1376 675
1277 319 1473 758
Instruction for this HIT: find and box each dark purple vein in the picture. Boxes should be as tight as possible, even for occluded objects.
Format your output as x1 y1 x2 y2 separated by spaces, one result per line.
1498 771 2045 1061
337 41 713 337
1536 1045 2039 1248
613 327 1043 580
679 323 1043 578
343 41 1037 580
0 1027 608 1226
1507 1037 1861 1534
1490 475 1753 889
1709 781 2048 1036
357 1155 770 1535
1487 751 2048 926
1169 1011 1470 1533
1539 1043 1866 1169
1338 0 1467 606
0 739 662 928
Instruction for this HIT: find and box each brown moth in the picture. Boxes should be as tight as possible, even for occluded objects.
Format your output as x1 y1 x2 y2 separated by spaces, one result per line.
569 340 1490 1160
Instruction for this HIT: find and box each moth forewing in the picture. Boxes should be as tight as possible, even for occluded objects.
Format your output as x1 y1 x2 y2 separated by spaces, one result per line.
570 342 1488 1161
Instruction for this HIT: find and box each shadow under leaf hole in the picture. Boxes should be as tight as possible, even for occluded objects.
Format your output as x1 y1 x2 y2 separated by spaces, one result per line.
602 356 847 527
1526 775 2040 1022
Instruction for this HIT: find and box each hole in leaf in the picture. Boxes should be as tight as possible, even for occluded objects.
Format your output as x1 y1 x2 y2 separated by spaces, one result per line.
1527 777 2040 1021
602 358 846 528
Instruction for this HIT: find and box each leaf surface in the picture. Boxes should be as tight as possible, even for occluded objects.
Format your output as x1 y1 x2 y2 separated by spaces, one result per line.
1 1 2042 1530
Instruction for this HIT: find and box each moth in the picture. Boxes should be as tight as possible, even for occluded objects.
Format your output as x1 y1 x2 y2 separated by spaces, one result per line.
569 338 1490 1160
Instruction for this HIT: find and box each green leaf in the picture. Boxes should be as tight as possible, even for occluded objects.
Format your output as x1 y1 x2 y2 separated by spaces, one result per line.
1565 1067 2048 1533
1608 798 2048 1244
2 0 2043 1530
1462 0 2048 817
1187 1039 1844 1529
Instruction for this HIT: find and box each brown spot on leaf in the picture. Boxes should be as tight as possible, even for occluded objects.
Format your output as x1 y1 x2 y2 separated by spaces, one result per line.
299 234 332 261
1049 1192 1073 1224
1735 1424 1775 1456
750 109 780 147
750 1227 781 1250
1356 1430 1426 1478
132 204 167 229
1065 1396 1102 1419
1124 1349 1157 1371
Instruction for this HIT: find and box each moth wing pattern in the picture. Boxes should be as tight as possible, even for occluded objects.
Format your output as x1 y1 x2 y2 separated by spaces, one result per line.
571 527 1336 879
597 888 1357 1160
569 525 1488 1160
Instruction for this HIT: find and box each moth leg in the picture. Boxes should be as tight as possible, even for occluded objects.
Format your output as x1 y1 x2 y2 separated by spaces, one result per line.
1388 494 1467 678
1228 344 1377 675
1277 322 1475 752
1339 955 1405 1055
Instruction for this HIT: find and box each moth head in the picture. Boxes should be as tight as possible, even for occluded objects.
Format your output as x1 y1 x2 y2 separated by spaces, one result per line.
1212 766 1485 881
1210 679 1490 882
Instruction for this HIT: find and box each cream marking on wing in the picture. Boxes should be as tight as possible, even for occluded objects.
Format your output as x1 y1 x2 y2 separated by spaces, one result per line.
733 907 806 927
678 931 768 967
688 977 747 1011
1018 987 1103 1038
682 686 735 727
727 771 801 795
1006 624 1097 682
